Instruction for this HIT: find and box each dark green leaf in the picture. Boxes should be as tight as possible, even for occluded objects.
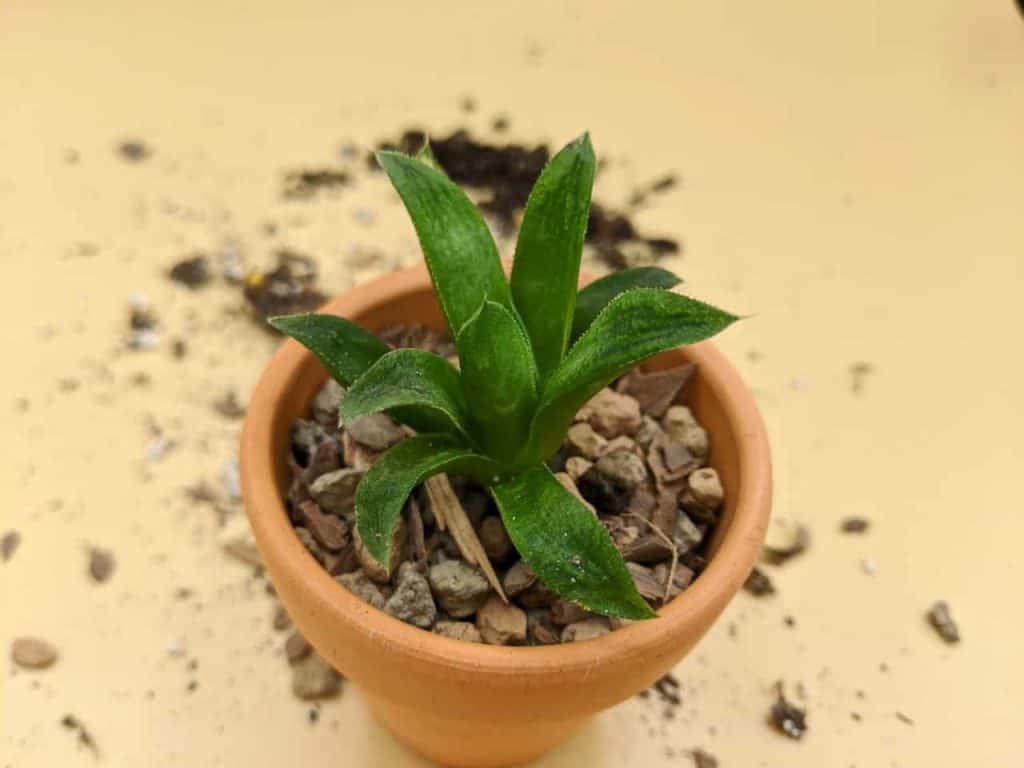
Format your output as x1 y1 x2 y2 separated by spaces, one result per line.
340 349 473 441
268 313 388 386
510 133 596 381
490 465 655 619
356 435 503 568
530 289 738 460
376 151 513 343
571 266 682 341
456 300 538 465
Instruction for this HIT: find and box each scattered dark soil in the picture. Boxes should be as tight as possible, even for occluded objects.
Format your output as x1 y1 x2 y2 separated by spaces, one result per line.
1 529 20 562
840 516 870 534
281 324 724 645
371 128 681 268
770 682 807 740
926 600 960 644
691 748 719 768
117 140 151 163
171 338 188 359
849 362 875 394
653 673 682 709
212 391 246 419
743 566 775 596
895 711 915 726
60 714 99 755
283 169 350 200
88 547 115 583
168 255 212 290
244 249 326 325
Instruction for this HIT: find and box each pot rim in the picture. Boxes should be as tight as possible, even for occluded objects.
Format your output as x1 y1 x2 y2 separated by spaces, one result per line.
242 263 771 677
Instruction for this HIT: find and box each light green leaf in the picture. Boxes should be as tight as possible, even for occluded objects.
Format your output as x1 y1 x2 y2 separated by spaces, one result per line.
571 266 682 341
414 139 447 176
356 435 503 568
529 289 738 460
456 300 538 465
490 465 655 619
268 313 388 386
376 151 513 344
340 349 473 442
510 133 596 382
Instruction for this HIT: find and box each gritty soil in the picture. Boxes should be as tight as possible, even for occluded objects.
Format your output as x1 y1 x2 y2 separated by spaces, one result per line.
280 324 725 646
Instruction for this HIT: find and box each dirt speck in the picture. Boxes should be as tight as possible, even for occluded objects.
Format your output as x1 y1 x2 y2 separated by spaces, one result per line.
1 530 21 562
283 169 350 200
770 682 807 740
849 361 875 394
840 516 870 534
61 714 99 755
926 600 960 644
88 547 116 583
743 566 775 596
168 254 211 289
117 139 151 163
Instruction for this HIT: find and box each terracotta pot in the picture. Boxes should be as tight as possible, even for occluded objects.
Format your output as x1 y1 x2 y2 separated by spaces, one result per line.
242 264 771 768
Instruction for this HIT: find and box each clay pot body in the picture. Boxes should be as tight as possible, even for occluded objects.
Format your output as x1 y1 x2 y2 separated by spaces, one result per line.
242 264 771 767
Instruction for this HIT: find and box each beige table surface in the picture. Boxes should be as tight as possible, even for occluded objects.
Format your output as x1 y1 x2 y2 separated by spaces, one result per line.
2 1 1023 766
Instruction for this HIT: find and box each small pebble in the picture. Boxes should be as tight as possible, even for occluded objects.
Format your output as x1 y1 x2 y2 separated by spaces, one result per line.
926 600 960 644
11 637 59 669
291 654 342 700
272 604 292 631
285 631 312 664
88 547 115 583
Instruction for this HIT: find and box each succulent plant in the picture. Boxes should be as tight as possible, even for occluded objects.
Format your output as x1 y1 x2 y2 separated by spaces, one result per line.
271 134 737 619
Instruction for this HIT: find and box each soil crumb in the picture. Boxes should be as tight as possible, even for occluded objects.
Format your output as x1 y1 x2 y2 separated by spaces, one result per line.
691 748 719 768
770 682 807 740
283 169 350 200
244 249 326 325
88 547 116 583
1 530 20 562
168 254 211 289
840 516 870 534
117 140 151 163
60 714 99 755
926 600 960 644
743 566 775 596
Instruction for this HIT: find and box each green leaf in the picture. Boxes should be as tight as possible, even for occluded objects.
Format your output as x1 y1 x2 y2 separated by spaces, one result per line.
529 289 738 460
340 349 473 442
356 435 503 568
414 139 447 176
456 300 538 465
268 313 388 386
571 266 682 341
490 465 655 619
510 133 596 382
376 151 513 343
